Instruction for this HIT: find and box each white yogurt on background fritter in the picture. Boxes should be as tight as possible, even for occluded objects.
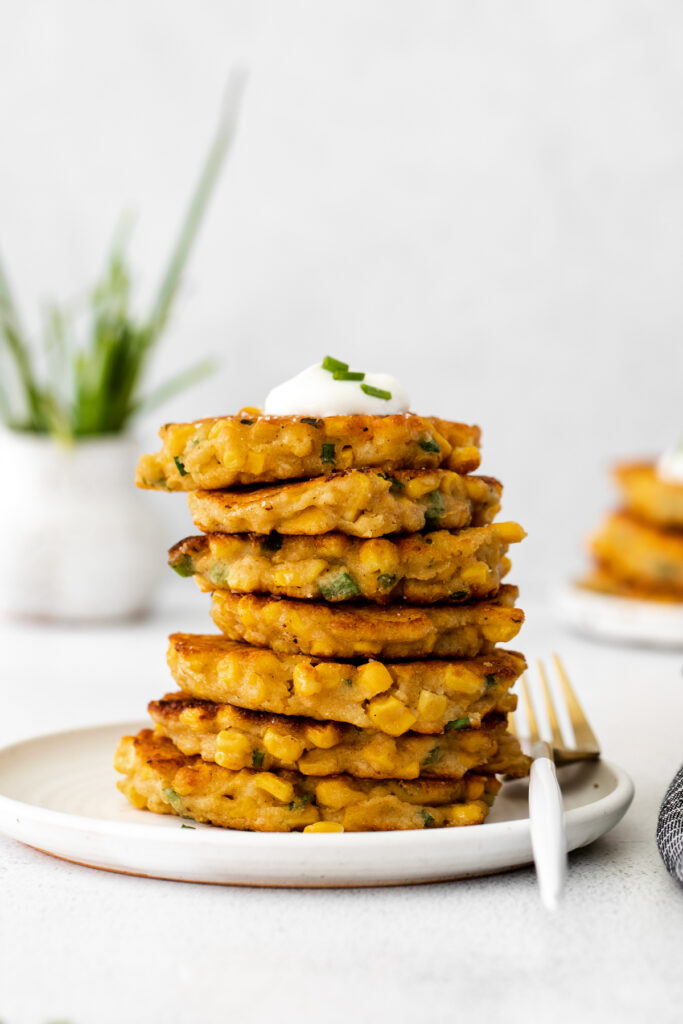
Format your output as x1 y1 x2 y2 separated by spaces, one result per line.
657 442 683 484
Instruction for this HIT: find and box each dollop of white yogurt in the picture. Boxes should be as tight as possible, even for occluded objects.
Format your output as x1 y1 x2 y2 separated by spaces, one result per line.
657 441 683 484
264 362 411 416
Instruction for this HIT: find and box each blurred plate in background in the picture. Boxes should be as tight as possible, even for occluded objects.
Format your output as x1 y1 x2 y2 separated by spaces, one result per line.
556 582 683 649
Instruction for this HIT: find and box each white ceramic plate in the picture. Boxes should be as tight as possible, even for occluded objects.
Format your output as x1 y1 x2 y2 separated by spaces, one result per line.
556 581 683 649
0 721 634 887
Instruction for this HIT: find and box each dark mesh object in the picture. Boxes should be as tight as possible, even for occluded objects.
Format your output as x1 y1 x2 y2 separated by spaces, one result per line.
656 765 683 884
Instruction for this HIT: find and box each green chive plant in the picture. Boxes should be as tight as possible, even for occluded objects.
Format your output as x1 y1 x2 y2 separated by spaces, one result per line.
0 74 245 442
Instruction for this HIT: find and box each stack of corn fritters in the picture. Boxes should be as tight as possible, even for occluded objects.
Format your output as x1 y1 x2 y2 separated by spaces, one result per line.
115 411 531 832
582 461 683 603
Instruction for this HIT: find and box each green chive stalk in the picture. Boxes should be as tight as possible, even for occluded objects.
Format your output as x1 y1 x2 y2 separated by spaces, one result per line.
0 70 246 440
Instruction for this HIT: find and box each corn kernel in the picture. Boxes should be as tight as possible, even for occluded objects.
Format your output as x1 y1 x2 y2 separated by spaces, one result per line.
127 786 147 810
303 821 344 833
442 665 482 695
298 752 338 775
272 559 327 588
293 663 324 697
457 446 481 469
362 734 398 773
262 727 306 763
447 803 486 826
179 706 202 726
355 661 393 699
460 561 491 587
466 777 486 801
494 521 526 544
252 773 295 803
246 451 266 474
416 689 448 721
281 425 314 457
358 539 398 574
315 779 364 809
367 695 417 736
482 618 520 643
215 730 253 769
348 641 381 656
285 509 331 533
343 474 372 519
305 722 341 748
405 476 438 499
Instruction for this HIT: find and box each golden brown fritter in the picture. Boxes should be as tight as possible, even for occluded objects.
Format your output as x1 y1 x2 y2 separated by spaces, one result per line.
186 469 502 539
149 694 530 781
209 586 523 659
614 461 683 529
169 522 525 604
579 566 683 603
115 729 501 831
136 412 481 491
589 511 683 599
166 634 525 735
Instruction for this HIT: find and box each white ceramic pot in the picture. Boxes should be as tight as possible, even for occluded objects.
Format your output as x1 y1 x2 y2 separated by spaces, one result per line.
0 431 163 621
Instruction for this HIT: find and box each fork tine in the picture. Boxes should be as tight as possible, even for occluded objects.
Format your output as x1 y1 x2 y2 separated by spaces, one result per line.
553 654 601 753
538 660 564 749
520 674 539 743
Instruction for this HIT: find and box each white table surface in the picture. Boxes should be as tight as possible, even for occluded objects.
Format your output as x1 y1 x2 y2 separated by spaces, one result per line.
1 592 681 1024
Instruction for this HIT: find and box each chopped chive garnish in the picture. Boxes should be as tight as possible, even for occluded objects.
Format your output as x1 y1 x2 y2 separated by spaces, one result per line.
208 563 228 585
322 356 349 373
450 590 468 601
445 717 471 732
377 573 397 590
419 809 436 828
173 456 188 476
378 472 404 492
321 443 336 464
240 418 254 425
424 491 445 520
163 788 183 810
289 794 311 812
360 383 391 401
333 370 365 381
319 571 361 600
181 823 196 829
301 417 323 427
252 750 265 768
418 436 441 453
169 553 194 578
262 531 284 552
485 674 497 688
343 677 353 688
421 746 442 767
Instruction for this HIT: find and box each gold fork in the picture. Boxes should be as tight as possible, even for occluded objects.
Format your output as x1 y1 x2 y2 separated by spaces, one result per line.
509 655 601 767
508 655 601 910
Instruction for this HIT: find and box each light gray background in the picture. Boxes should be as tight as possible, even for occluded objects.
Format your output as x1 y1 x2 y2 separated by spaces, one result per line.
2 0 683 596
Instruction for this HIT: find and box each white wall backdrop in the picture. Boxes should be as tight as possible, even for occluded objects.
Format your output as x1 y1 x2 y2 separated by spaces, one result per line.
2 0 683 598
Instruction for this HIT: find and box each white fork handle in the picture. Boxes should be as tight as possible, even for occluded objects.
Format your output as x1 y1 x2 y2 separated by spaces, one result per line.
529 754 567 911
